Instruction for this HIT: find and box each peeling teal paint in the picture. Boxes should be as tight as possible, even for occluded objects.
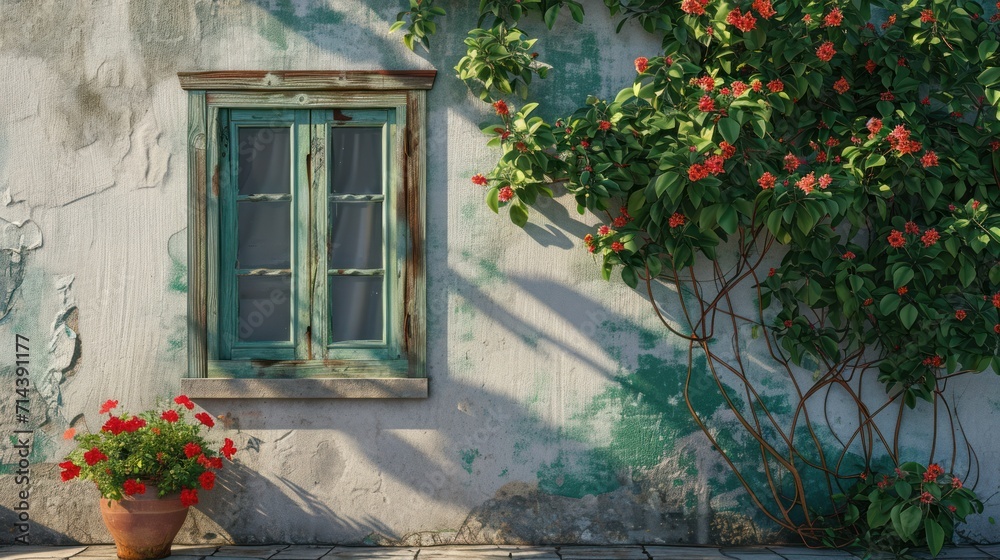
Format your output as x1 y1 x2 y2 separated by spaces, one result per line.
461 448 480 474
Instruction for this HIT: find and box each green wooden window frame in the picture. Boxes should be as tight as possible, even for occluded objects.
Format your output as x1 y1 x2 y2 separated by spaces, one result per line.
178 71 434 399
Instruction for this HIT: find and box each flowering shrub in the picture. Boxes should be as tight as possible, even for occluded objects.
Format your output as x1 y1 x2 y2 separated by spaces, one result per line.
61 397 236 503
834 463 982 557
394 0 999 550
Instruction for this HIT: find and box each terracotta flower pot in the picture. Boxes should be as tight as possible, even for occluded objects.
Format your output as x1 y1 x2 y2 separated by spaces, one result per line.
99 488 189 560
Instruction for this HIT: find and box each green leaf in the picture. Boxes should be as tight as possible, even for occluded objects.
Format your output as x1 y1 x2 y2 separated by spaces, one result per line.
892 266 914 289
900 304 918 329
979 67 1000 86
543 5 559 29
865 153 887 169
509 203 529 227
899 505 922 541
926 519 945 556
982 40 1000 63
719 206 739 234
622 265 638 288
486 187 499 213
717 117 740 143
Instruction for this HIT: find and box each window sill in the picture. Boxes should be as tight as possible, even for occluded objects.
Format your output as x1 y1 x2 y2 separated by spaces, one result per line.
180 377 428 399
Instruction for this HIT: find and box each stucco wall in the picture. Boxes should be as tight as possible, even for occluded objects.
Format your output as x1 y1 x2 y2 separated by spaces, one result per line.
1 0 999 547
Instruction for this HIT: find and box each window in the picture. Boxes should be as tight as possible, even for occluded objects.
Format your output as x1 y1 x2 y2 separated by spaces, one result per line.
178 71 434 399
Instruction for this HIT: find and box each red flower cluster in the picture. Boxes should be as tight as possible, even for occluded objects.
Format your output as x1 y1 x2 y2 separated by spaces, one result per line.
905 221 920 235
842 251 856 260
882 14 897 29
99 400 118 415
719 141 737 159
668 213 686 228
783 153 800 172
598 225 612 236
887 125 922 155
221 438 238 460
498 186 514 203
920 9 937 22
833 77 850 94
195 412 215 428
471 174 488 186
921 151 938 168
867 118 883 139
758 172 776 189
180 488 199 507
60 461 81 481
598 120 612 131
681 0 709 15
816 42 836 62
796 172 816 194
161 409 179 423
767 79 783 93
823 7 843 26
492 100 510 116
865 60 877 74
818 174 832 189
199 470 216 490
921 228 940 247
924 463 945 482
101 415 147 435
634 56 649 73
897 286 908 296
953 476 963 489
887 230 906 248
955 309 967 321
174 395 195 410
922 355 943 367
731 81 748 96
726 8 757 32
123 479 146 496
749 0 774 18
611 241 625 253
184 442 203 459
697 95 716 112
84 447 108 466
693 75 715 92
920 491 935 504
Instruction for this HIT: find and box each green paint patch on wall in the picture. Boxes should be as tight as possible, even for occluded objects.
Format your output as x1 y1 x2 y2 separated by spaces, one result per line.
168 260 187 293
461 448 480 474
537 448 620 498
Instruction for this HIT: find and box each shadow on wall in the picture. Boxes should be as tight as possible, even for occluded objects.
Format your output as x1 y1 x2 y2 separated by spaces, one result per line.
0 505 73 545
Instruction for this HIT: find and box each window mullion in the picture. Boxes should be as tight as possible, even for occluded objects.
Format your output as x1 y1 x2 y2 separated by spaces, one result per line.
293 111 313 360
308 110 329 359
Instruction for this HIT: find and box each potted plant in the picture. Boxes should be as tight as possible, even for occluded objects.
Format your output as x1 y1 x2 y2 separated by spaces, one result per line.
60 396 237 560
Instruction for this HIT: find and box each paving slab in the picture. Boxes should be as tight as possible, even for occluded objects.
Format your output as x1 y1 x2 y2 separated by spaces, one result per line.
416 545 515 558
172 546 224 556
975 545 1000 559
765 546 859 558
506 547 561 559
0 546 88 559
556 546 649 559
72 546 119 557
213 546 286 558
645 545 729 559
269 546 334 560
321 547 417 559
719 548 784 559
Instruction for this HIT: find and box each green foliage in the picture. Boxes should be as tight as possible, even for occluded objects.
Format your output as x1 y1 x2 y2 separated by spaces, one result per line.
61 398 234 500
391 0 447 51
833 463 983 557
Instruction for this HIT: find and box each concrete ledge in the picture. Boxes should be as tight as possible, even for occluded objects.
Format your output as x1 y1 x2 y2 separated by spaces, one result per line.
181 377 428 399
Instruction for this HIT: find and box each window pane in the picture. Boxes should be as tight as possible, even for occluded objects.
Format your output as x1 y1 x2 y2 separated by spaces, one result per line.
329 202 382 269
330 127 382 194
238 127 290 195
329 276 383 342
237 276 291 342
237 201 291 268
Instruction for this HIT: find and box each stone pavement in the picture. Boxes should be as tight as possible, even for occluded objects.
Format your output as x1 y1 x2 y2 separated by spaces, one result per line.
2 544 1000 560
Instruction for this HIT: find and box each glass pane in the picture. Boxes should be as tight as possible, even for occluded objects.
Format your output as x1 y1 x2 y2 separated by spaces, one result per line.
330 127 382 194
237 276 291 342
329 276 383 342
237 201 291 268
238 127 290 195
329 202 382 269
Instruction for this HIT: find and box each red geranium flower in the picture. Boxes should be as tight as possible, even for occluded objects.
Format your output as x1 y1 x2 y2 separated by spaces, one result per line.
101 416 126 435
195 412 215 428
752 0 775 18
99 400 118 415
611 241 625 253
221 438 238 460
634 56 649 73
471 174 488 186
833 77 850 95
161 410 179 423
180 488 199 507
60 461 81 481
767 79 783 93
497 186 514 203
199 471 216 490
123 479 146 496
758 172 776 189
492 100 509 116
887 230 906 248
174 395 195 410
123 416 146 433
816 42 836 62
598 120 612 131
184 442 203 459
921 229 940 247
84 447 108 466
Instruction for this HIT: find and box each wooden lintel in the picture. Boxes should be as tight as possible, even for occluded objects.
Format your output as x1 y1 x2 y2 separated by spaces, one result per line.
178 70 437 91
